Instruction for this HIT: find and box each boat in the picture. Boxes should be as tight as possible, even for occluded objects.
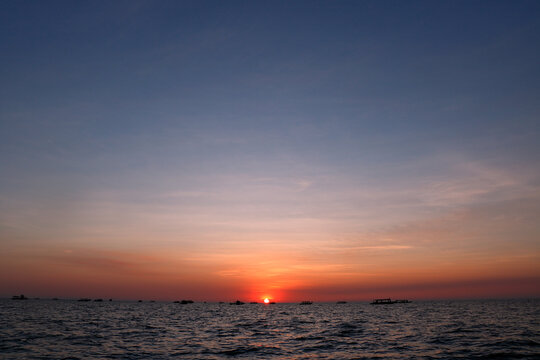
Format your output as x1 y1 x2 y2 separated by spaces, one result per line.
230 300 245 305
370 298 393 305
299 301 313 305
370 298 411 305
180 300 194 304
249 302 258 304
12 294 28 300
336 301 347 304
77 298 91 302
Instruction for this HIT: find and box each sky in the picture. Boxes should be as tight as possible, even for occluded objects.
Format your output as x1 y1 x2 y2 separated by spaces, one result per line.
1 0 539 302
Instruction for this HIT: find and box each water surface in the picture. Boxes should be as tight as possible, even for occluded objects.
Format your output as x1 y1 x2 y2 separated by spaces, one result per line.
1 299 538 359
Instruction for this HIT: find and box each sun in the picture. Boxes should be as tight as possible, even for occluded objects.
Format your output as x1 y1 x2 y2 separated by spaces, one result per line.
264 298 270 304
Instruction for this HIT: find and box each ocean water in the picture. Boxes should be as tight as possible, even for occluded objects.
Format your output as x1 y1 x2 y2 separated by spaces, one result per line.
0 299 538 359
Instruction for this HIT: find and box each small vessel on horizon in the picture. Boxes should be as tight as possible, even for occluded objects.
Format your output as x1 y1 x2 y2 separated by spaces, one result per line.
12 294 27 300
299 301 313 305
230 300 245 305
370 298 411 305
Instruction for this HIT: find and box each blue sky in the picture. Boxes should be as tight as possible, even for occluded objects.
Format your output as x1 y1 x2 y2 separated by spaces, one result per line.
1 0 539 300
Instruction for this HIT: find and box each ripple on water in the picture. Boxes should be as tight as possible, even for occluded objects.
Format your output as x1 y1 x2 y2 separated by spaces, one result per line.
0 300 539 359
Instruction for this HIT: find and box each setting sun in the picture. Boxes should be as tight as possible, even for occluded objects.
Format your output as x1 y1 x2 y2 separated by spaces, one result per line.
264 298 270 304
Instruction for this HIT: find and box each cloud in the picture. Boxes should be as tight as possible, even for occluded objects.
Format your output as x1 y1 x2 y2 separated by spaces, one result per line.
418 159 537 207
350 245 413 250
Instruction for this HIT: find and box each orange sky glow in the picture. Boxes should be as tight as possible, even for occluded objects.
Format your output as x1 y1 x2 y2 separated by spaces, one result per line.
1 1 539 302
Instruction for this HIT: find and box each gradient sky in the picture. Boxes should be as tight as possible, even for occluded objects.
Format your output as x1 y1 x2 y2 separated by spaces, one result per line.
1 0 539 301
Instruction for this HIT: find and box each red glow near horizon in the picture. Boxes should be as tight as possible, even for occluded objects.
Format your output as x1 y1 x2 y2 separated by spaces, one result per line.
1 245 539 301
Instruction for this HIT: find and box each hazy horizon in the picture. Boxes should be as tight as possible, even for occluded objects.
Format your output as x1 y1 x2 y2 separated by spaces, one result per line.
4 295 539 302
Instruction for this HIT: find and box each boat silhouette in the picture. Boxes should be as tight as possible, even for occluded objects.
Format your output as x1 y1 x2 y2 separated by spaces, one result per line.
370 298 411 305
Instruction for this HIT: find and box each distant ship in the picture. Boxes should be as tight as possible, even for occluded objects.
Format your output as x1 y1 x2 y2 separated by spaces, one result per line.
299 301 313 305
178 300 194 304
370 298 411 305
337 301 347 304
12 294 27 300
230 300 245 305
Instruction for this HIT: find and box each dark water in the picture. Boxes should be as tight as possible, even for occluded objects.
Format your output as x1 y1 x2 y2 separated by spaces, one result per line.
0 299 538 359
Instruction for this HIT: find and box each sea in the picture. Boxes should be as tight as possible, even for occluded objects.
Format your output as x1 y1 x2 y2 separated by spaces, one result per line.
0 299 538 359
